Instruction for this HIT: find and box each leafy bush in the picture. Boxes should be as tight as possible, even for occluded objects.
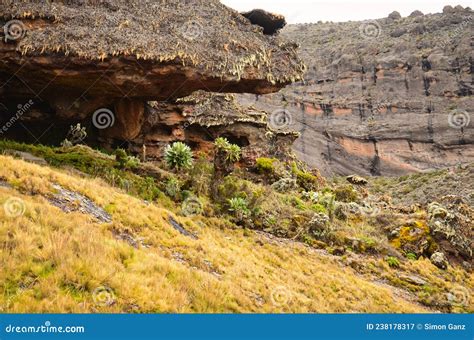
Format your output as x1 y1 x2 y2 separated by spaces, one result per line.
291 162 324 191
311 203 327 214
302 191 319 203
405 252 418 260
256 157 277 174
271 178 298 193
165 177 182 200
189 157 213 196
181 196 204 216
308 213 331 239
164 142 193 170
115 148 140 170
228 197 251 221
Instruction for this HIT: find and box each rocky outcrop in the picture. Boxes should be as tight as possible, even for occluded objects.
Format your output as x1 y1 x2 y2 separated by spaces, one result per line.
108 92 299 165
428 198 473 262
241 9 287 35
0 0 304 141
239 7 473 176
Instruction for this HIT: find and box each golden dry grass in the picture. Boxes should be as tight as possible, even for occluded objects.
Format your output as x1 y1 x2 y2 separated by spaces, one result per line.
0 155 461 313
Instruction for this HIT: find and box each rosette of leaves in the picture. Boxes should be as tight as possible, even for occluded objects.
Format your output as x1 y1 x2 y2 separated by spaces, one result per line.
228 197 251 223
164 142 193 170
212 137 242 198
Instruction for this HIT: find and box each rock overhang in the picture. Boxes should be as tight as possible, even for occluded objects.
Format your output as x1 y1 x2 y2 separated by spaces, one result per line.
0 0 305 104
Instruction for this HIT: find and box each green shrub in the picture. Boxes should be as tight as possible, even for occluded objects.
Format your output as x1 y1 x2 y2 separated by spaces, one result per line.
214 137 241 163
165 177 181 200
290 196 305 210
164 142 193 170
386 256 400 268
115 148 140 170
311 203 327 214
406 252 418 260
296 170 320 191
291 162 324 191
189 157 213 196
334 185 359 203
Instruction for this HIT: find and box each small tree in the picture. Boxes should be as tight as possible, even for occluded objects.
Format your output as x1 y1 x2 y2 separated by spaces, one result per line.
213 137 241 174
212 137 241 198
164 142 193 171
228 197 251 224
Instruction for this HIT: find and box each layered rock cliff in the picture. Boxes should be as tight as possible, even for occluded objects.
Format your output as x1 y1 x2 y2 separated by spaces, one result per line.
100 92 299 165
239 6 473 176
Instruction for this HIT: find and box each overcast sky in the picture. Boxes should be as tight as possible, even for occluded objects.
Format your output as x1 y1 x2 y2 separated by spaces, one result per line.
221 0 473 23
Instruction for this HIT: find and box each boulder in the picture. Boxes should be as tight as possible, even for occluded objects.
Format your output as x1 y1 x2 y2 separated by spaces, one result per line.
399 274 427 286
346 175 368 185
409 10 424 17
428 200 473 261
443 5 454 13
241 9 287 35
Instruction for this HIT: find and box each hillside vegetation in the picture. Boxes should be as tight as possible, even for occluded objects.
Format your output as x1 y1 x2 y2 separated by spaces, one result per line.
0 140 472 313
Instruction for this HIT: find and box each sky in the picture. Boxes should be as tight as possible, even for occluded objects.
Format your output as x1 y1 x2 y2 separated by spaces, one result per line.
220 0 473 23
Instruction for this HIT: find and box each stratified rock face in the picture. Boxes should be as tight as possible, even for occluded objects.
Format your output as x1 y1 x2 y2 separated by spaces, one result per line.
239 7 473 176
99 92 298 165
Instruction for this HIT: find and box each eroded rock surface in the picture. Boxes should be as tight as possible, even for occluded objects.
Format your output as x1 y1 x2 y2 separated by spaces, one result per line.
99 92 300 165
0 0 304 131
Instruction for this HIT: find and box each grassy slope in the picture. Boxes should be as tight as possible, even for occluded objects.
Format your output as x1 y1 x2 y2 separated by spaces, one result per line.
0 155 430 313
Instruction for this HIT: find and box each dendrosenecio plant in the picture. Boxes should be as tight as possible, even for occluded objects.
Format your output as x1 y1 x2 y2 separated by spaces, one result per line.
164 141 193 171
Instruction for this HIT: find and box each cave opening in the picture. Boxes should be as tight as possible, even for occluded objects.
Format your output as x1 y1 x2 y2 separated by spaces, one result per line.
220 134 250 148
